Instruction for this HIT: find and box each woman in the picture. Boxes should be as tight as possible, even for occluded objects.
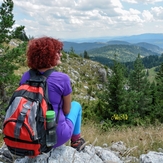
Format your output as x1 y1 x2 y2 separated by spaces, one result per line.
20 36 85 152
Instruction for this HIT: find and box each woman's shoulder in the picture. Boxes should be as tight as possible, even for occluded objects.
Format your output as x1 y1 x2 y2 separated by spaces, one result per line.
20 69 71 83
20 70 30 84
50 71 71 81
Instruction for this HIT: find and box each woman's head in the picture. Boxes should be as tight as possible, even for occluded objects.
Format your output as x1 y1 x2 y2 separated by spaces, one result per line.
26 37 63 69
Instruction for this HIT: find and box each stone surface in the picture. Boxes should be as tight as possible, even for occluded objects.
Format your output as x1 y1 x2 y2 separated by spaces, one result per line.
140 151 163 163
0 142 163 163
13 145 123 163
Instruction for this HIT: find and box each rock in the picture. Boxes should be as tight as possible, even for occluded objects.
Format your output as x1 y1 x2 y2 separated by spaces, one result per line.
0 49 3 54
98 68 107 83
140 151 163 163
96 84 103 90
158 148 163 153
1 142 163 163
103 143 108 147
0 144 123 163
0 143 21 163
94 146 123 163
84 86 89 89
110 141 127 154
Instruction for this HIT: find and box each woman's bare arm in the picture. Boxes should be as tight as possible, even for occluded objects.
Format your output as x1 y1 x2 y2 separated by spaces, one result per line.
62 93 71 115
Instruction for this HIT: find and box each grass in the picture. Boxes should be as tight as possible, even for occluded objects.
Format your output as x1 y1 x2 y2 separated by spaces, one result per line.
0 134 3 147
2 121 163 159
81 122 163 158
147 67 157 83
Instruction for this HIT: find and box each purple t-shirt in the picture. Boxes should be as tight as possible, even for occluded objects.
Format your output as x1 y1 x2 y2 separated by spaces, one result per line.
20 70 73 147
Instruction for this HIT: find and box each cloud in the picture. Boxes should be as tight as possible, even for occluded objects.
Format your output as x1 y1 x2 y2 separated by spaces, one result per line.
121 0 137 3
122 0 163 4
142 10 154 21
0 0 163 39
151 6 163 19
141 6 163 22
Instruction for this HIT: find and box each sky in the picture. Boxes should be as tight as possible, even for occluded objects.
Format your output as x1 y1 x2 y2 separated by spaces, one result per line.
1 0 163 41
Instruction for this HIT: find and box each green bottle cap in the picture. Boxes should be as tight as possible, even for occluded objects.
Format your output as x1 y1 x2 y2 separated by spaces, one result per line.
46 110 55 119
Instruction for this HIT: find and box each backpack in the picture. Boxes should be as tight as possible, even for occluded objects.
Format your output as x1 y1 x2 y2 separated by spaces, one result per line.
2 68 60 157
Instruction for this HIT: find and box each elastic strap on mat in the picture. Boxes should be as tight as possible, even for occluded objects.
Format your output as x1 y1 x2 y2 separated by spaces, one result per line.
14 100 33 139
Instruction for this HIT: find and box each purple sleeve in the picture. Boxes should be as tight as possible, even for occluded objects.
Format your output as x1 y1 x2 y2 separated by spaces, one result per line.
19 71 30 85
63 74 72 96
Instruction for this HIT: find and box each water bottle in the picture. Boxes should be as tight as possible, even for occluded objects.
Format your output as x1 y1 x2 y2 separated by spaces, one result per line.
46 110 57 147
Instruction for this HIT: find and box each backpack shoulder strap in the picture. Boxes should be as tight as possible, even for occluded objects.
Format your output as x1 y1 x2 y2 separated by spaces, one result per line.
28 68 55 105
42 68 55 78
29 68 55 79
29 68 61 124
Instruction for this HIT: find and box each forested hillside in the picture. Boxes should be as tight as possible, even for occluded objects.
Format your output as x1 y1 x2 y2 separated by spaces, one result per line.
135 42 163 54
88 44 160 63
63 39 163 68
63 41 107 54
124 54 163 70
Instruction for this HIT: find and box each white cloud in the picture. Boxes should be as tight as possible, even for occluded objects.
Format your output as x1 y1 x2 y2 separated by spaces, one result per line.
151 6 163 19
122 0 163 4
143 0 163 4
0 0 162 39
142 10 154 21
75 0 122 10
121 0 137 3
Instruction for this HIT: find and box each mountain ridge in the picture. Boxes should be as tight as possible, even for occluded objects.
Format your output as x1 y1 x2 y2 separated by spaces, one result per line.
88 44 161 63
63 33 163 63
63 33 163 55
64 33 163 48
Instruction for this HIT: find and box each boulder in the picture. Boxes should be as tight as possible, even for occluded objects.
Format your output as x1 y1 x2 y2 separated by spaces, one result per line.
0 144 122 163
140 151 163 163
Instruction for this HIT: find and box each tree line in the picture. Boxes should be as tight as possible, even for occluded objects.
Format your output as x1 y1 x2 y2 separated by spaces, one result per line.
91 54 163 127
124 54 163 70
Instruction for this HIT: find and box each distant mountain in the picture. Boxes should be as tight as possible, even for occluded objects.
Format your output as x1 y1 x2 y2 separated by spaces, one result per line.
112 33 163 48
64 33 163 50
63 41 107 54
63 33 163 64
63 34 163 54
107 40 131 45
87 44 160 63
134 42 163 54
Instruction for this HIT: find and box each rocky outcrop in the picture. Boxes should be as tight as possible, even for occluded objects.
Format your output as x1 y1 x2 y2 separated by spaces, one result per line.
140 151 163 163
0 142 134 163
98 68 107 83
1 140 163 163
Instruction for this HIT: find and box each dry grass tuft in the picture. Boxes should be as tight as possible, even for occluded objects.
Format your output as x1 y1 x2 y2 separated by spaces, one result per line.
81 122 163 158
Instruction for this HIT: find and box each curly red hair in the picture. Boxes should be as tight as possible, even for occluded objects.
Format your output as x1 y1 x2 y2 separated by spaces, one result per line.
26 37 63 69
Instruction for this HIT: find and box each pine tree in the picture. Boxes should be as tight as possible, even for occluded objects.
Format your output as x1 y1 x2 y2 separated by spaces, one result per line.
84 50 89 59
12 25 29 41
98 58 128 124
0 0 27 107
108 60 127 114
148 81 158 123
0 0 15 44
155 63 163 100
128 54 152 123
154 63 163 122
